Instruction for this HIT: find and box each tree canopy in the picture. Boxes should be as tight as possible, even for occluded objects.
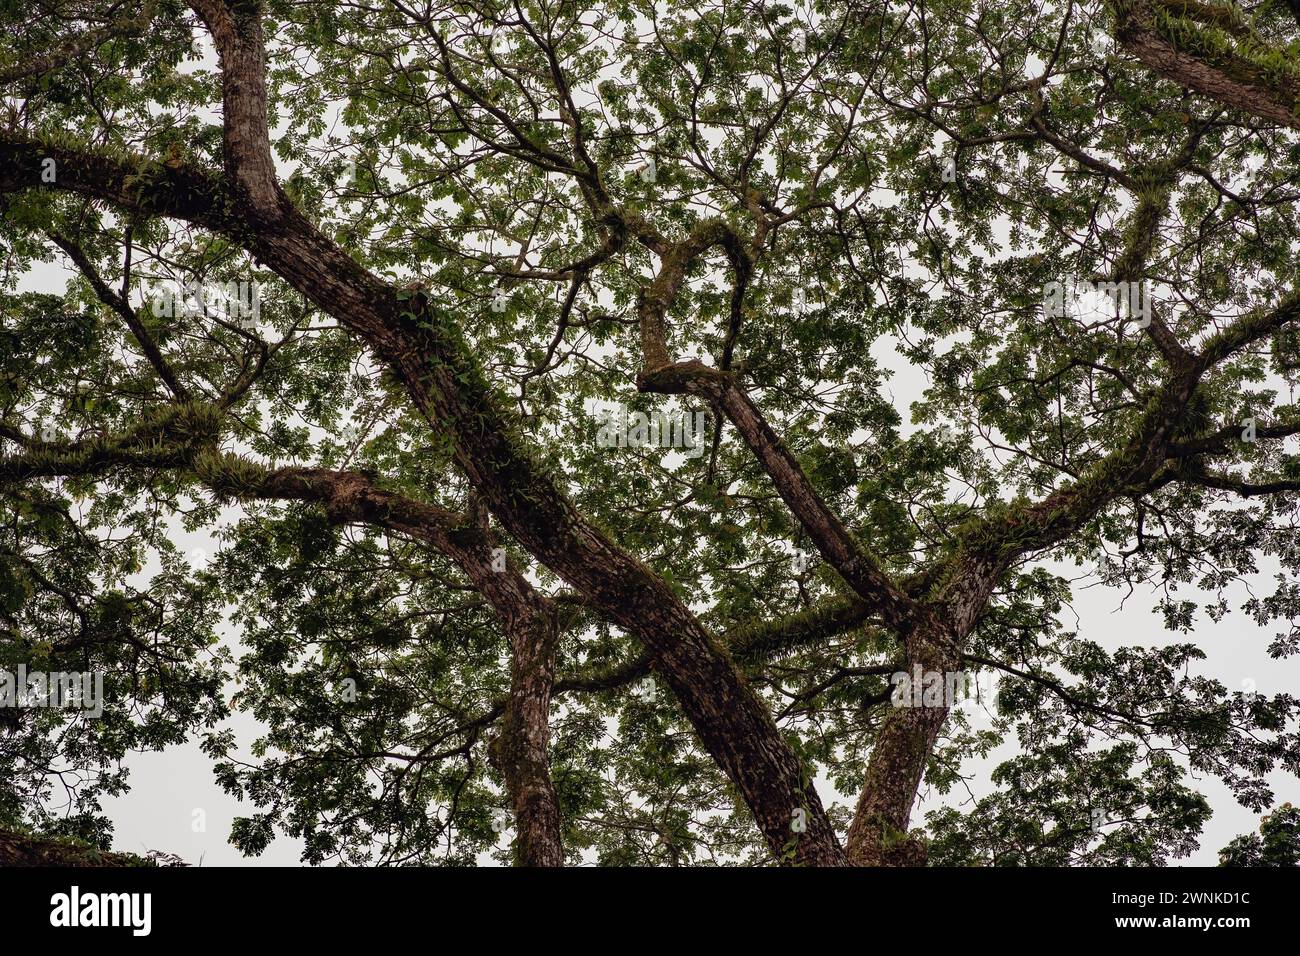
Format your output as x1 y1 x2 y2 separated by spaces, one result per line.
2 0 1300 866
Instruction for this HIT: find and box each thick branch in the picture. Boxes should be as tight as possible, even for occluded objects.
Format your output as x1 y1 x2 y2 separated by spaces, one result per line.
0 418 564 866
187 0 282 214
1114 1 1300 130
640 359 916 628
221 461 565 866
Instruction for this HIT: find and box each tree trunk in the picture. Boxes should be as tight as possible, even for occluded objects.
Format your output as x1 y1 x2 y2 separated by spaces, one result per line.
845 620 960 866
493 608 563 866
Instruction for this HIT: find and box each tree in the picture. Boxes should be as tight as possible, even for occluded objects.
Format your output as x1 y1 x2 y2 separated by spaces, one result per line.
1219 803 1300 865
1 0 1299 867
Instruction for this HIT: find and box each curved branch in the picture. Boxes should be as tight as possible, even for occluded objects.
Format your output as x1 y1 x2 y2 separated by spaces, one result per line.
1114 0 1300 130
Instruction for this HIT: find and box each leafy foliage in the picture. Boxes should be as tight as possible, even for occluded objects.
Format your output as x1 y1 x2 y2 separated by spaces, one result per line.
2 0 1300 865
